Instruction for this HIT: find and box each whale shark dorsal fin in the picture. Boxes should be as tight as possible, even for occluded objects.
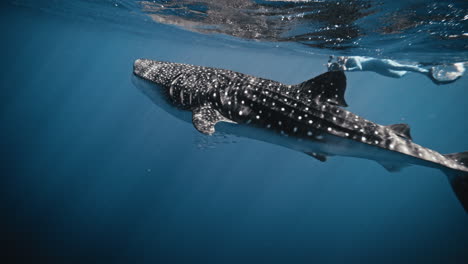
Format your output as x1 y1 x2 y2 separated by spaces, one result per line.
304 152 328 162
387 123 412 140
297 71 348 107
192 105 234 135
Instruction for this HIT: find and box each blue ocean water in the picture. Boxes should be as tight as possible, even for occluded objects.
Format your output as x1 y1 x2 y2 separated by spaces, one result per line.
1 1 467 263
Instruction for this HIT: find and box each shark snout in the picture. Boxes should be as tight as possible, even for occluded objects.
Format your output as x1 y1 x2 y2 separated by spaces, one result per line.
133 58 153 77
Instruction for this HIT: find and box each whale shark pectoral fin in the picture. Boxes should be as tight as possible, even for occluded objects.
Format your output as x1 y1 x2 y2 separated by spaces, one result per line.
304 152 328 162
192 106 234 135
386 123 412 140
296 71 348 107
377 161 410 172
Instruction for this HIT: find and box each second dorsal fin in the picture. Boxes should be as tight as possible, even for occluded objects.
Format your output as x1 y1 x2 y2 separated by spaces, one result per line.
296 71 348 107
387 123 412 140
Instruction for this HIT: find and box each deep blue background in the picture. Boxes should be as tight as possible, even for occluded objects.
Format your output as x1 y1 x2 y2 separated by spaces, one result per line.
1 3 467 264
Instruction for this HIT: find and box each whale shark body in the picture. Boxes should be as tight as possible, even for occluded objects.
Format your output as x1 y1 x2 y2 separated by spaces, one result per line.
132 59 468 212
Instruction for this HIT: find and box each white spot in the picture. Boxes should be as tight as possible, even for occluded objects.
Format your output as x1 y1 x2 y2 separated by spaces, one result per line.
374 140 379 144
374 131 379 135
228 101 232 105
298 116 303 120
239 111 243 116
281 107 285 111
267 124 271 128
345 133 350 137
327 127 332 131
333 117 337 121
293 127 298 133
278 121 282 125
308 120 313 124
305 107 309 111
256 115 260 119
361 136 366 142
307 131 313 136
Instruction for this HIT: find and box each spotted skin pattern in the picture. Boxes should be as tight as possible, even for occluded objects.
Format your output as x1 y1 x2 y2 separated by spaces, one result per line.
133 59 468 174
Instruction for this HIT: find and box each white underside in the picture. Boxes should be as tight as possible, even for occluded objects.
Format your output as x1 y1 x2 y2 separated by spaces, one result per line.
215 121 415 166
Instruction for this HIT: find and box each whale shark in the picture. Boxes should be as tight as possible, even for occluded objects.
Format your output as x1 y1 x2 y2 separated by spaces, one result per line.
132 58 468 212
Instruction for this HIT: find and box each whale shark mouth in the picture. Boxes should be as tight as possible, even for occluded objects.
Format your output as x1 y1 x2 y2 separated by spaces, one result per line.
133 58 154 79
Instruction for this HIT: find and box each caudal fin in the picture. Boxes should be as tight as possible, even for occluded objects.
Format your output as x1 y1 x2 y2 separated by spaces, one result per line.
443 152 468 212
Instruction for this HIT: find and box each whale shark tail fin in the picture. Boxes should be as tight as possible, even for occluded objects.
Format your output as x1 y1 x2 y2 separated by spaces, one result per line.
442 152 468 212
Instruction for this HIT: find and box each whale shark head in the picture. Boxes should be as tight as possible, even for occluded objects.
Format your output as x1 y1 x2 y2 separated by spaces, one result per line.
132 59 192 122
134 59 165 84
133 58 189 86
